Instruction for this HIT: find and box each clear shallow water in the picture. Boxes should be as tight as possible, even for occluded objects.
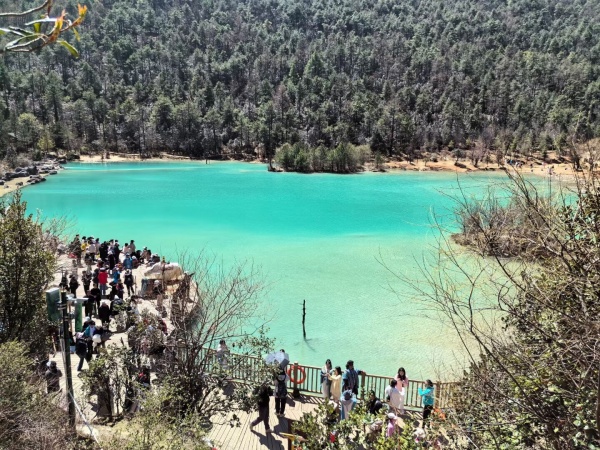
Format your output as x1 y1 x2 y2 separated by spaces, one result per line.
22 161 508 379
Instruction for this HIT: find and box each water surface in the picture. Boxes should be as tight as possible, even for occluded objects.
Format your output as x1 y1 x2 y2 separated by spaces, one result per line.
22 161 508 379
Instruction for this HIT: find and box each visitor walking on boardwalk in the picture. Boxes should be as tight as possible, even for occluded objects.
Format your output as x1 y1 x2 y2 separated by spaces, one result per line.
394 367 409 414
75 332 91 371
418 379 435 423
342 360 366 395
45 361 62 393
216 339 230 370
250 383 273 434
328 366 343 403
320 359 333 399
274 367 288 417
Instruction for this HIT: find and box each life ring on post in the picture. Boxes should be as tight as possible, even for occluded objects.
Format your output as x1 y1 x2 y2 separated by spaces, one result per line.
287 365 306 385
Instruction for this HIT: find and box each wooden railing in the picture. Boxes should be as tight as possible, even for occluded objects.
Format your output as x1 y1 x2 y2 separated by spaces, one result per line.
197 348 457 409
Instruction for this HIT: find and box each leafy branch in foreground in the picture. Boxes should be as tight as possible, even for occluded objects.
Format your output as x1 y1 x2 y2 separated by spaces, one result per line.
0 0 86 56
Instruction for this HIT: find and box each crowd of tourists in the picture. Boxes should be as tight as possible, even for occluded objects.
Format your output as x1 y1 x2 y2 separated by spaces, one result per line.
47 234 171 413
49 233 437 442
250 356 436 442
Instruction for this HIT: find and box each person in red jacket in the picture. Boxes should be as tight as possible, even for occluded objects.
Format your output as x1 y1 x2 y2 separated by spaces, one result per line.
98 267 108 298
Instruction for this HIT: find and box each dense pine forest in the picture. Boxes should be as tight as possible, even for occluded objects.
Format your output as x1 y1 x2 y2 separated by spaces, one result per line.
1 0 600 166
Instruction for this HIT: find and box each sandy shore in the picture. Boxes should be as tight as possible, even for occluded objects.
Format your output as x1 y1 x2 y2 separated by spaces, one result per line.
1 152 580 200
77 152 194 163
382 157 580 178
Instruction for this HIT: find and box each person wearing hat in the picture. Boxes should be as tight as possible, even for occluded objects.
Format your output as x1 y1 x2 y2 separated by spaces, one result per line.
44 361 63 393
123 253 133 270
124 269 134 296
75 332 90 371
340 389 357 420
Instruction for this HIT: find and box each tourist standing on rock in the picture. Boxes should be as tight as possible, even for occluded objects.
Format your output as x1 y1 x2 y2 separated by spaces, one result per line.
45 361 62 393
342 360 366 395
274 368 288 417
321 359 333 400
394 367 409 414
328 366 343 403
250 383 274 434
418 379 435 423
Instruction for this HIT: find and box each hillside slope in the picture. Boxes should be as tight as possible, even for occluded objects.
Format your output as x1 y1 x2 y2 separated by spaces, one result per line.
1 0 599 160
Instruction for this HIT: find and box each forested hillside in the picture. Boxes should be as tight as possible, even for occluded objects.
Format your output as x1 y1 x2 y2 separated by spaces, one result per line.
1 0 600 162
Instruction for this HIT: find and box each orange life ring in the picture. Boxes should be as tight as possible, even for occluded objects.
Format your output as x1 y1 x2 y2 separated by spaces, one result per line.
287 366 306 385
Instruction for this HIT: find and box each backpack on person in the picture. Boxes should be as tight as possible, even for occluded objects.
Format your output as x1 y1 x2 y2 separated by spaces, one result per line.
275 373 287 398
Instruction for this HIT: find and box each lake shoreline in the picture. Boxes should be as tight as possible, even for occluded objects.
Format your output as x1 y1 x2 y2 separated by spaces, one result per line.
2 152 571 199
75 153 572 178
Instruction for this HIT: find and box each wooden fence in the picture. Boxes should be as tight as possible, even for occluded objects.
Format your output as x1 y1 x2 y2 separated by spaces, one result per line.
199 349 457 409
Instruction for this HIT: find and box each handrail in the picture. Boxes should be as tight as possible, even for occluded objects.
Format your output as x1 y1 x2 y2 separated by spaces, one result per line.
196 348 457 409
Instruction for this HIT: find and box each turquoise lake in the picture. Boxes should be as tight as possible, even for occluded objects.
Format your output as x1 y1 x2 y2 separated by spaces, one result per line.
22 161 509 379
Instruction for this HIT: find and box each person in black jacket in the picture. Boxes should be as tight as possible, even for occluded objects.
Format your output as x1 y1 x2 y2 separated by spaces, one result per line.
69 274 79 296
250 383 274 434
98 300 111 329
82 270 92 294
75 333 91 371
124 269 134 296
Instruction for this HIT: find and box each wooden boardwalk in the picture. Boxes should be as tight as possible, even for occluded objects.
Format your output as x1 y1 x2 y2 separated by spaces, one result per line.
208 395 320 450
46 256 429 449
